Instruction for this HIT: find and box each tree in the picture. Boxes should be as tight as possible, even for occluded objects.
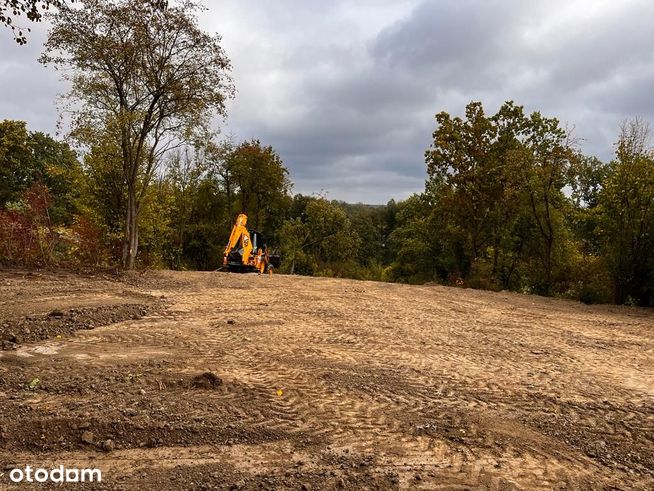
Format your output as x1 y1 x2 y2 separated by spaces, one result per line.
229 139 292 237
137 176 175 267
82 136 126 240
166 146 208 268
279 197 359 276
569 155 609 210
426 101 497 269
28 130 83 224
0 120 82 222
599 119 654 305
206 139 236 233
1 0 67 44
181 176 226 270
517 112 577 293
0 120 32 205
1 1 172 44
425 101 577 293
385 193 447 284
563 155 608 263
40 0 234 268
338 202 387 268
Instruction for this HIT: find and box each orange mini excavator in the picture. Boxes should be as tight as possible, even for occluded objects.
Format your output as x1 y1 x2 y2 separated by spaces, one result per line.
222 213 280 274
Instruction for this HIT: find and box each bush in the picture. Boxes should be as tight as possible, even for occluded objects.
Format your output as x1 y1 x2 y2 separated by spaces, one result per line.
70 215 109 266
0 183 109 267
466 258 501 291
564 254 613 304
0 183 58 266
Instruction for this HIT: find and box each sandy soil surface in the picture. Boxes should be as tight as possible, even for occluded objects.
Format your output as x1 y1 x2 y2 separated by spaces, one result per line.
0 269 652 490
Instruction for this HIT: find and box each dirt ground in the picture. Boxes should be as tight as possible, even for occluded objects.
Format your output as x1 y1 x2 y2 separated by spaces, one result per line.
0 269 652 490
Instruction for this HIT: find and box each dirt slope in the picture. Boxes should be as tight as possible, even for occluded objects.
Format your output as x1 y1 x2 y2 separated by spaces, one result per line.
0 270 653 490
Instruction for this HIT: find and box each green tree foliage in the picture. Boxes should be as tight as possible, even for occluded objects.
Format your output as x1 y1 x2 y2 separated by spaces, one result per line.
599 119 654 306
426 101 498 271
164 143 238 271
3 97 654 307
182 176 228 270
335 202 390 271
28 131 83 224
41 0 234 269
229 139 292 239
279 197 359 277
384 193 447 284
517 112 578 294
0 120 82 222
165 147 208 268
137 177 175 267
424 101 578 294
205 139 238 236
0 120 32 205
138 139 293 271
82 136 126 239
0 121 108 267
569 155 609 210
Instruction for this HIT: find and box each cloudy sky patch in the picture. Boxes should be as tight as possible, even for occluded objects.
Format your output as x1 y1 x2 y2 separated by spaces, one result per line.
1 0 652 203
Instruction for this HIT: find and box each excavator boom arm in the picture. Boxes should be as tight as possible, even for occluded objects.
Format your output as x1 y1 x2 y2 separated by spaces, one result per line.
222 212 275 275
224 214 253 265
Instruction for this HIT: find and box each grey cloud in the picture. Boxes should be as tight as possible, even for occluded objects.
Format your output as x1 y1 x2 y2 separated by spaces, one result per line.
373 1 514 69
2 1 653 202
363 0 654 163
600 68 654 115
0 24 63 134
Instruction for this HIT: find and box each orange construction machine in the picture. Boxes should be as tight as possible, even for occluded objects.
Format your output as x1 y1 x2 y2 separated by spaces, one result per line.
223 213 280 274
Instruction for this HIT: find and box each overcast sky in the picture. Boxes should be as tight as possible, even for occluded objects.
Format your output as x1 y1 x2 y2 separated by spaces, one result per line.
1 0 653 203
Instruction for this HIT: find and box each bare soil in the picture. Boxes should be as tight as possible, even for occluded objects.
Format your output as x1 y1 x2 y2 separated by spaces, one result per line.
0 269 652 490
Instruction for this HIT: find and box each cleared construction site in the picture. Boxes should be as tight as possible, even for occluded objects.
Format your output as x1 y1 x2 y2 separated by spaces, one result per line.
1 270 652 490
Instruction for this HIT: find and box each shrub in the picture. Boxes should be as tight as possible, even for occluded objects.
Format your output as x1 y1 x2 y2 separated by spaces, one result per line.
0 183 109 267
0 183 58 266
70 215 109 266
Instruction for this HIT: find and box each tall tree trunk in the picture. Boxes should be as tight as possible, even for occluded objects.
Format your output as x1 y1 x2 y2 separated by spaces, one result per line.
122 186 139 270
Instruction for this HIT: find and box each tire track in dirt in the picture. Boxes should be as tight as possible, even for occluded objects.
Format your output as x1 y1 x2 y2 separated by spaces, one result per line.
150 274 651 489
1 270 653 490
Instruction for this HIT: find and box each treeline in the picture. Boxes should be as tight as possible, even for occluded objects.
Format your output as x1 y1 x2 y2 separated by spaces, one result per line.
387 103 654 307
1 99 654 307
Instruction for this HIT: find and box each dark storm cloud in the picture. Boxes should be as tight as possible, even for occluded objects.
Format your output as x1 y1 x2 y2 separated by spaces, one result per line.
2 1 653 202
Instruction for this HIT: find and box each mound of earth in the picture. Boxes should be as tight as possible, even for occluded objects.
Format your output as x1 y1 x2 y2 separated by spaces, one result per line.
1 303 157 350
191 372 223 389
